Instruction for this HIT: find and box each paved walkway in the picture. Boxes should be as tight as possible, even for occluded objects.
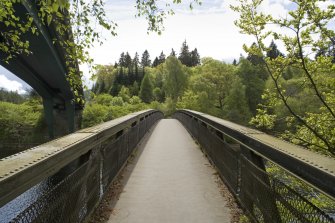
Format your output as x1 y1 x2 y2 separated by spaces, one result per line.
108 119 231 223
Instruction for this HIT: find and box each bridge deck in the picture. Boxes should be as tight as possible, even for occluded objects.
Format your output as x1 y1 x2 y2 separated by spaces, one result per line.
107 119 231 223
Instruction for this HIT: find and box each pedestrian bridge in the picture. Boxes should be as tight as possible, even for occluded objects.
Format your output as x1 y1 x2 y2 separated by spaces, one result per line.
0 110 334 223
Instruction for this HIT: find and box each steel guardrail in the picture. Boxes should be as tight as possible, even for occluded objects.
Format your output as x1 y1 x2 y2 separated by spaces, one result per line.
0 109 163 222
174 109 335 223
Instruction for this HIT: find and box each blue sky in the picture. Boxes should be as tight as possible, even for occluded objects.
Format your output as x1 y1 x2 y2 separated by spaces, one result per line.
1 0 334 92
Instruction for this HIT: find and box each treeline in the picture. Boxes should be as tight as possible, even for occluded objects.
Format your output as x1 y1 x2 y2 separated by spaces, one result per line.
89 40 335 156
0 88 26 104
0 90 47 158
91 40 200 96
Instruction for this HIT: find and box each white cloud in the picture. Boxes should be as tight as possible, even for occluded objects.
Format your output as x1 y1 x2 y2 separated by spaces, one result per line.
0 75 27 94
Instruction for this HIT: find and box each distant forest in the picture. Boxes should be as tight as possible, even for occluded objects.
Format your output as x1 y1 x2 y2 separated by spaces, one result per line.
91 40 201 96
88 39 335 157
0 39 334 157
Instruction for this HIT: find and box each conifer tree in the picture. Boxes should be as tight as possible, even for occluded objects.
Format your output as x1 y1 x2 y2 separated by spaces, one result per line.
190 48 200 66
170 48 176 57
133 52 140 82
178 40 192 66
152 57 159 67
119 52 126 67
158 51 166 64
266 40 284 59
141 50 151 80
141 50 151 67
247 43 263 65
124 52 133 85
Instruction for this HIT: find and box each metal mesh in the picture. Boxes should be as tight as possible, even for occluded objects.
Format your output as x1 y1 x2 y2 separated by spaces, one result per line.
174 112 335 223
8 111 163 223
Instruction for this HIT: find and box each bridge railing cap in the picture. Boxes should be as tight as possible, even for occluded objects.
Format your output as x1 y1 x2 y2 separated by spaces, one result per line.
176 109 335 199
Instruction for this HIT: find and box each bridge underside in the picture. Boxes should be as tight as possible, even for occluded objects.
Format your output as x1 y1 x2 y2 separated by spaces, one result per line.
0 1 83 138
104 119 231 223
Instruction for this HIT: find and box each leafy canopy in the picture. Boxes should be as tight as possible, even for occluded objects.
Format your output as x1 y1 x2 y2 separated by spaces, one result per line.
232 0 335 155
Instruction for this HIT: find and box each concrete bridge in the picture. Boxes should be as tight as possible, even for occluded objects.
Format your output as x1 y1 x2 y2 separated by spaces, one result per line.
0 110 334 223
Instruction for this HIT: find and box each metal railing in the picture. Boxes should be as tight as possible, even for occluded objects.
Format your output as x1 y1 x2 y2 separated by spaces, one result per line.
174 109 335 223
0 109 163 222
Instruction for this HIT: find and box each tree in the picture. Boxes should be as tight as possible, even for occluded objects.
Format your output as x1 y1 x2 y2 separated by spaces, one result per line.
141 50 151 67
92 64 116 94
153 87 165 102
236 57 266 115
178 40 192 66
164 56 188 102
139 73 153 103
232 59 238 66
119 52 126 67
1 0 201 101
266 40 284 59
133 52 140 82
118 86 131 103
125 52 133 84
246 43 263 65
135 0 201 34
190 48 200 66
233 0 335 155
130 81 139 96
191 58 237 111
223 79 252 125
152 57 159 67
158 51 166 64
170 48 176 57
124 52 132 67
0 88 25 104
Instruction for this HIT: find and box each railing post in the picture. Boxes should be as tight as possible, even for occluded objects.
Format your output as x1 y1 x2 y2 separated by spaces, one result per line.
240 146 281 223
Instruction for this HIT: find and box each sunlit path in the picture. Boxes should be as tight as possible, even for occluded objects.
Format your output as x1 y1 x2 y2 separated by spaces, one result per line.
107 119 231 223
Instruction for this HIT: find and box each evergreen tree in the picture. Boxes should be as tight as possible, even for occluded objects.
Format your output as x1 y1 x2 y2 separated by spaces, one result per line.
170 48 176 57
119 52 126 67
110 79 120 96
152 57 159 67
178 40 192 66
139 73 153 103
190 48 200 66
247 43 263 65
141 50 151 67
133 52 140 82
91 83 99 94
141 50 151 79
97 81 106 94
158 51 166 64
125 52 133 85
232 59 237 66
266 40 284 59
0 88 25 104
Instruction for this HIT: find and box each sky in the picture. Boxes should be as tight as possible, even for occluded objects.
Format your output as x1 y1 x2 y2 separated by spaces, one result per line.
1 0 333 92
